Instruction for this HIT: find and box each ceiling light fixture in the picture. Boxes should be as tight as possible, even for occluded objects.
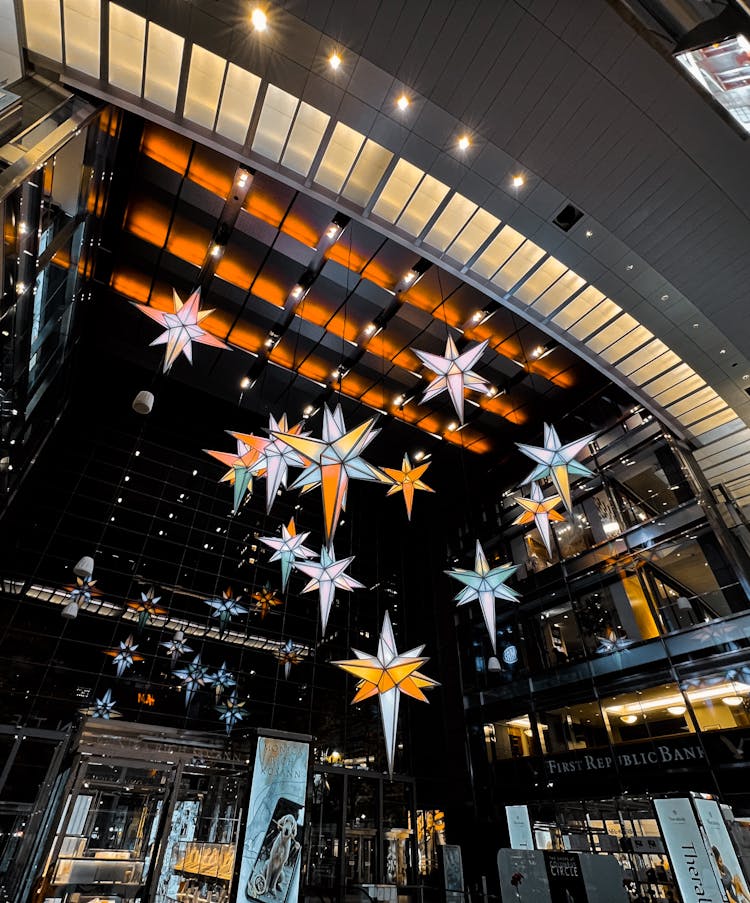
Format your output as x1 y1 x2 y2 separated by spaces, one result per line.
458 135 470 151
329 52 341 70
661 294 670 301
210 243 222 258
403 270 416 284
237 171 249 188
512 174 524 188
620 714 638 724
722 695 744 707
667 705 686 716
413 450 425 462
486 386 497 398
447 421 458 432
585 229 593 238
625 264 634 271
290 284 303 299
326 225 339 239
251 8 267 31
396 94 409 111
471 310 484 323
607 682 750 715
240 376 252 390
303 404 315 416
363 323 376 335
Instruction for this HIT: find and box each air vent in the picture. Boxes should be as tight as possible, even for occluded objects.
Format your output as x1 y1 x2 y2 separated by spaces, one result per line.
553 203 584 232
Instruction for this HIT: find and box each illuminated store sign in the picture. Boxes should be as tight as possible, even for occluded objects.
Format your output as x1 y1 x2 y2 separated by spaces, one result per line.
506 805 534 850
694 798 750 901
546 738 705 776
238 734 310 903
654 798 723 903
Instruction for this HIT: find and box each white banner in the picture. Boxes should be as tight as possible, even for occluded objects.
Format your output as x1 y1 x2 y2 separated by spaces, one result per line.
695 798 750 903
654 798 724 903
506 805 534 850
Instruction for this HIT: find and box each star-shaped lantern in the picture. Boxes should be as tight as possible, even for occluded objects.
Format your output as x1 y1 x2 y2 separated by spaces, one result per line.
104 634 144 677
63 575 99 618
131 287 230 374
596 629 633 655
251 584 282 620
413 335 490 423
334 610 439 777
445 541 520 655
206 661 237 701
204 437 266 511
205 588 247 637
127 587 167 631
216 690 246 734
160 630 193 664
84 688 121 720
272 405 390 545
513 481 565 558
516 423 596 514
382 454 435 520
277 639 302 679
174 654 209 707
258 517 316 592
294 545 364 637
233 414 309 514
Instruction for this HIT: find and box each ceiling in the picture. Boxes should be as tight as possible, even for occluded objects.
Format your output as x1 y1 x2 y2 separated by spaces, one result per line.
13 0 750 501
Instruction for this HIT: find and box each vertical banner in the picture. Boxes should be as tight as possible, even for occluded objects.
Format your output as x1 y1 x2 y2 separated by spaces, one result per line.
497 849 551 902
694 798 750 902
238 734 310 903
439 844 464 903
654 798 724 903
506 805 534 850
543 851 588 903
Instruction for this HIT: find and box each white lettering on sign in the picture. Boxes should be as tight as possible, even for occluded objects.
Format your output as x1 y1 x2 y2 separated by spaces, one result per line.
546 744 704 775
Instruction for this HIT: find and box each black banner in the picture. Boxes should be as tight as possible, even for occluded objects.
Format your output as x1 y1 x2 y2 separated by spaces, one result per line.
544 852 588 903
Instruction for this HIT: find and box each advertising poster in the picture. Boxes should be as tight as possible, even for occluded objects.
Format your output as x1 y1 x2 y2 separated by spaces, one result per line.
543 851 588 903
579 854 628 902
497 849 551 902
694 798 750 903
238 734 310 903
506 805 534 851
439 844 464 903
654 798 723 903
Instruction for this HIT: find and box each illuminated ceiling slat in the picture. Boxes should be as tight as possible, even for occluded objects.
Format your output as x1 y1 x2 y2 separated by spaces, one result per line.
650 372 706 405
281 102 330 176
396 174 450 236
667 386 720 418
616 339 669 377
215 63 261 144
424 193 477 252
600 324 653 364
22 0 62 61
530 269 585 317
372 159 424 223
566 298 621 339
314 122 366 194
471 225 525 279
514 257 567 305
63 0 100 77
446 208 501 266
550 285 606 330
492 239 545 291
341 139 393 207
627 350 681 386
144 22 184 112
108 4 146 95
252 84 299 162
183 45 226 130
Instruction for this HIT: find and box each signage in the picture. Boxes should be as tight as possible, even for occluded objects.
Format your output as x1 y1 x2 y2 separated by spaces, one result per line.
545 738 706 778
238 734 310 903
694 798 750 901
497 849 551 902
506 805 534 850
654 798 724 903
137 692 155 706
544 851 588 903
579 854 628 902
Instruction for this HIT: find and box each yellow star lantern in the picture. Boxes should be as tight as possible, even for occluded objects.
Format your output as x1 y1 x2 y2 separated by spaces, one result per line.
382 454 435 520
334 610 439 777
252 584 282 620
513 481 565 558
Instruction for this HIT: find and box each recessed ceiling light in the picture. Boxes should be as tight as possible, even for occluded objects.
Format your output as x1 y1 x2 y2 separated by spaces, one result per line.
290 284 303 299
620 714 638 724
743 374 750 381
403 270 416 284
661 294 669 301
447 421 458 432
397 94 409 111
413 450 425 461
692 323 700 329
363 323 376 335
512 174 524 188
722 695 744 707
720 348 727 354
251 8 267 31
240 376 251 389
585 229 593 238
625 264 634 271
457 135 470 151
329 52 341 70
471 310 484 323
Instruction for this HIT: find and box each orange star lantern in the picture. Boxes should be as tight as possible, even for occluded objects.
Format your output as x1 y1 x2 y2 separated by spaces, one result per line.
382 454 434 520
334 610 439 777
513 481 565 558
252 584 282 620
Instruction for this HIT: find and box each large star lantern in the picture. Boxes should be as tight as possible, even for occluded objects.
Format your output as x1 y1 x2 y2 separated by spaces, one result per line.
295 545 364 637
334 610 439 777
382 454 434 520
445 541 520 655
65 575 98 614
131 287 230 373
277 639 302 679
160 630 193 664
204 437 265 512
174 654 209 707
104 634 143 677
513 482 565 558
252 584 282 620
516 423 596 514
205 588 247 637
233 414 309 513
207 661 237 701
216 691 246 734
83 688 121 720
259 517 315 592
127 587 167 631
273 405 390 545
413 335 490 423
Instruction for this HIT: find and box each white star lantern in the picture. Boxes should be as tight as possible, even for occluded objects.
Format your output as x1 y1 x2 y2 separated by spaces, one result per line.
174 654 209 708
273 405 390 545
105 634 143 677
216 691 246 734
233 414 309 513
132 287 230 373
259 517 316 591
207 661 237 701
516 423 596 514
85 688 120 719
445 541 520 655
160 630 193 664
413 335 490 423
294 545 364 637
334 610 439 778
513 481 565 558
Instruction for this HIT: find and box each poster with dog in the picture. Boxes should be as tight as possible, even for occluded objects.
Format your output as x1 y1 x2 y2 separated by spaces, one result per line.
238 734 310 903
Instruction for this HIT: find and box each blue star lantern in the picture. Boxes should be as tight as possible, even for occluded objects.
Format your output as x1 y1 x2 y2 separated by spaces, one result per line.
174 654 209 707
205 587 247 637
216 691 247 734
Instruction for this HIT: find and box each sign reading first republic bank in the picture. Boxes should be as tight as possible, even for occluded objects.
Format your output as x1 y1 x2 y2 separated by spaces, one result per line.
546 740 705 776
